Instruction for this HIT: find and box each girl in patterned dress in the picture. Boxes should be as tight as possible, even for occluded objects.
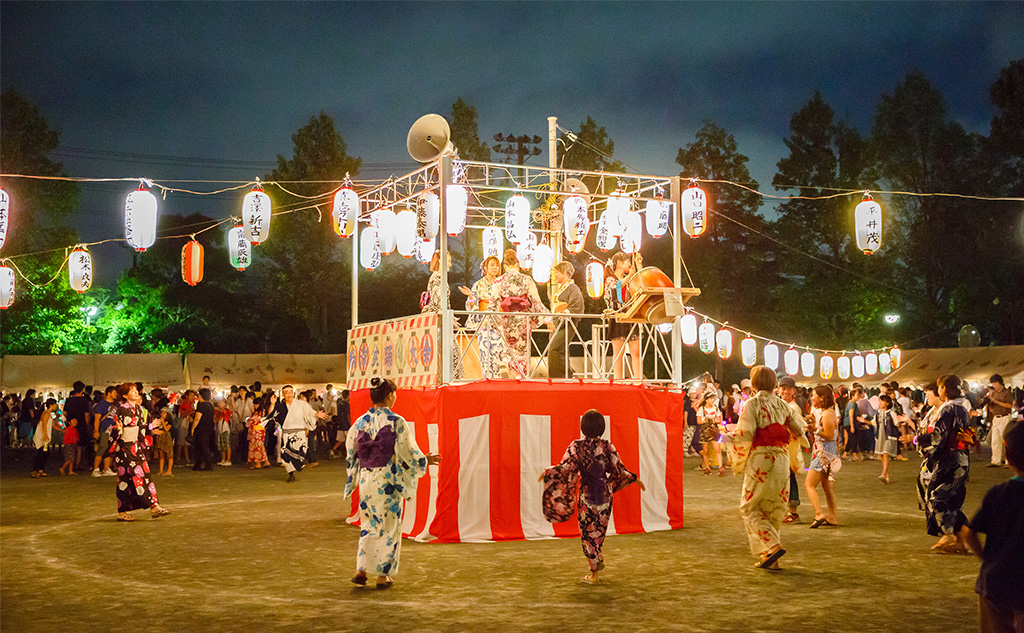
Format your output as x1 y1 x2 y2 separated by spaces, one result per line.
497 249 545 378
345 377 440 589
246 402 270 469
108 383 170 522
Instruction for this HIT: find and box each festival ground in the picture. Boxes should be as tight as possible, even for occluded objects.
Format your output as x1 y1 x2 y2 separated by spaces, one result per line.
1 448 1002 633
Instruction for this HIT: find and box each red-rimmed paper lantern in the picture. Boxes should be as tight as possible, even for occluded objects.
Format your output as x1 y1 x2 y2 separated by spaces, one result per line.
855 192 882 254
0 264 14 308
764 343 780 371
69 247 93 293
228 224 251 271
0 186 9 251
360 226 381 271
890 346 902 370
619 210 642 254
606 190 631 238
595 209 617 251
879 352 892 374
784 347 800 376
332 186 359 238
801 351 815 378
837 355 851 380
395 209 417 258
562 194 589 252
852 353 865 378
414 236 435 264
482 225 503 260
181 240 204 286
865 351 879 376
645 198 670 238
516 231 536 269
698 321 715 354
681 313 698 346
741 336 757 367
505 193 530 244
124 185 157 252
446 184 467 236
418 192 440 240
374 209 398 255
586 260 604 299
532 241 553 284
682 183 708 238
716 328 733 360
820 354 834 380
242 185 272 245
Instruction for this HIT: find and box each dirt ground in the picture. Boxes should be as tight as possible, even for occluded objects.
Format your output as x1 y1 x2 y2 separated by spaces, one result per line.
0 445 1001 633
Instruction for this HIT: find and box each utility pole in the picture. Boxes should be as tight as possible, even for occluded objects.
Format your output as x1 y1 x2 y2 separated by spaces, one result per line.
492 133 543 165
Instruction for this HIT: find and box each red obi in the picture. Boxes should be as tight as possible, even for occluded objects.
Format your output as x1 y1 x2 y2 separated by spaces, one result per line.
751 423 792 448
501 296 531 312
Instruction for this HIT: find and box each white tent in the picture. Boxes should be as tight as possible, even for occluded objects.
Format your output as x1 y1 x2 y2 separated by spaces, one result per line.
183 354 347 391
862 345 1024 388
0 354 186 394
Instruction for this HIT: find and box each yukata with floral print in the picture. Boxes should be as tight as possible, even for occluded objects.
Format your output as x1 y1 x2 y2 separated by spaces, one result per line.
422 269 465 380
917 396 972 543
106 383 169 521
497 265 544 378
465 274 504 379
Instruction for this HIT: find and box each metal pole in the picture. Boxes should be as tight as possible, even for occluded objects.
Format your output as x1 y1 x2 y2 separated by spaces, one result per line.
439 155 453 384
670 176 683 388
351 212 359 328
547 116 561 303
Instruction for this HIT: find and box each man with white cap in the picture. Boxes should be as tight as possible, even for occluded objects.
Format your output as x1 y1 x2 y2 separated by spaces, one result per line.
277 385 327 482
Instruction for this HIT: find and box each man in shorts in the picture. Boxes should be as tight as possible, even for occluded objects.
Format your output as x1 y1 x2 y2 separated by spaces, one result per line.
91 386 117 477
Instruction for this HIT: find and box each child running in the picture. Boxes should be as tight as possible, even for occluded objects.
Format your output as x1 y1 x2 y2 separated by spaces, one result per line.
541 409 645 584
246 402 270 469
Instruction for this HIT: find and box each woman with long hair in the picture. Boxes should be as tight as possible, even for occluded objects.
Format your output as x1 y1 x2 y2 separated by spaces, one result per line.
497 249 544 378
804 385 841 528
459 255 503 378
603 252 641 381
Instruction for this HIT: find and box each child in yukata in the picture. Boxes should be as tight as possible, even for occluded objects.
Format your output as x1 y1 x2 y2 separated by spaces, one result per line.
541 409 645 584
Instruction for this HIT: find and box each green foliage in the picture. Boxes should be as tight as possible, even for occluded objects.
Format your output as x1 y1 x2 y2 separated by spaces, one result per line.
560 116 625 174
449 98 490 162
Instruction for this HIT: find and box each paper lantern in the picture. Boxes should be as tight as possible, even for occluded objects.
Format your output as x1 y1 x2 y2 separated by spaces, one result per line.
228 225 251 271
505 193 531 244
741 336 757 367
716 329 733 360
373 209 397 255
516 231 536 269
606 191 630 238
879 352 892 374
801 351 815 378
820 354 834 380
682 184 708 238
0 187 9 251
619 211 642 255
698 321 715 354
482 225 503 260
332 187 359 238
360 226 381 271
242 185 272 245
180 240 203 286
764 343 780 371
562 194 589 252
124 186 157 252
645 198 670 238
69 247 93 292
890 347 902 370
395 209 417 257
854 193 882 254
532 241 553 284
783 347 799 376
418 192 440 239
414 236 435 264
0 264 14 308
446 184 467 236
595 209 617 251
681 313 698 346
586 261 604 299
865 352 878 376
837 355 851 380
852 354 865 378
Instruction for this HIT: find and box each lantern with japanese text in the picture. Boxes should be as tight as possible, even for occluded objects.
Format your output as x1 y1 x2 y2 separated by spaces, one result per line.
373 209 397 255
606 190 631 238
0 264 14 309
879 351 892 374
681 313 698 346
741 336 757 367
764 343 780 371
516 231 536 269
418 192 440 239
854 192 882 254
716 328 733 360
228 225 251 271
505 193 530 245
820 354 834 380
332 186 359 238
562 194 589 252
532 241 553 284
784 347 800 376
682 183 708 238
865 352 878 376
890 346 902 370
0 187 9 251
360 227 381 271
698 321 715 354
395 209 417 257
586 260 604 299
645 198 670 238
619 210 642 254
242 185 271 245
595 209 617 251
414 236 435 264
69 247 93 292
801 351 815 378
837 355 851 380
852 354 865 378
124 185 157 252
482 225 503 260
180 240 203 286
446 184 467 236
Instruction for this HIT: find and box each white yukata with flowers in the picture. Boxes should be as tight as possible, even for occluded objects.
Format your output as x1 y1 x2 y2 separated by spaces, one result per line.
344 406 427 577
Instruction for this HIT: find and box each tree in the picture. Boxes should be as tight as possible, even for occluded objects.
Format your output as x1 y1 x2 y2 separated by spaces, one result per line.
560 116 625 175
449 98 490 162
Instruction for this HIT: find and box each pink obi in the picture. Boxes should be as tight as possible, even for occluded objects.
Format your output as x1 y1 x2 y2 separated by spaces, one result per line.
501 296 531 312
751 423 791 448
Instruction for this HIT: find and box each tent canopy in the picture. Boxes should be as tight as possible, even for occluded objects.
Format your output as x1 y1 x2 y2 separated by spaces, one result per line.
863 345 1024 388
0 354 187 394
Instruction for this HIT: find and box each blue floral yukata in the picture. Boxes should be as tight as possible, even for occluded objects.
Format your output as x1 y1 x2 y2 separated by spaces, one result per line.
344 406 427 577
917 399 972 537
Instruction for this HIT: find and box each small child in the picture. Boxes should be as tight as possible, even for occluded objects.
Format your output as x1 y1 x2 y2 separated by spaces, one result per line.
964 421 1024 632
153 408 175 476
698 392 725 476
874 395 900 484
541 409 645 584
214 399 232 466
246 403 270 469
59 413 79 476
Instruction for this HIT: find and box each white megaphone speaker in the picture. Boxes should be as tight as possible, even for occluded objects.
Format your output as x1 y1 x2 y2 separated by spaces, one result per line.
562 177 592 203
407 114 456 163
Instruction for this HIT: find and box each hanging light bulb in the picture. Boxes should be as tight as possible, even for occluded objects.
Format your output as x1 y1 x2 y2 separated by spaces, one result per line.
180 240 204 286
741 336 757 367
645 197 671 238
586 260 604 299
446 184 467 236
242 183 272 245
124 183 157 252
801 351 815 378
228 224 251 271
418 192 440 239
332 184 359 238
784 347 799 376
482 225 503 260
562 193 589 251
698 320 715 354
682 183 708 238
0 186 9 251
854 192 882 255
0 263 14 308
865 351 879 376
69 246 93 293
414 236 435 264
360 226 382 271
595 209 617 251
606 190 631 238
716 328 733 360
681 313 698 346
890 346 902 370
619 210 642 254
879 351 892 374
837 355 851 380
516 231 536 269
820 354 834 380
532 240 553 283
395 209 417 258
373 209 398 255
852 353 865 378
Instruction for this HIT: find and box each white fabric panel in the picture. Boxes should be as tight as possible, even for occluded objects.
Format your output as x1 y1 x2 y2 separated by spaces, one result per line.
408 423 441 542
638 418 671 532
605 414 617 536
402 420 422 535
519 415 554 539
458 415 492 542
184 353 347 390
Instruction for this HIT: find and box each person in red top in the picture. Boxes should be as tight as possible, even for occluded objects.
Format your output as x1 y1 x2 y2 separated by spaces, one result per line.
59 412 79 476
175 390 196 467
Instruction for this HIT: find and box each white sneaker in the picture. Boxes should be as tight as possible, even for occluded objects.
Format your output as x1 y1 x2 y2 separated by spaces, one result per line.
91 469 102 478
102 469 116 476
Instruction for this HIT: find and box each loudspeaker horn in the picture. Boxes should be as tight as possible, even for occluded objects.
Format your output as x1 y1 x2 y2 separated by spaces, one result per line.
562 177 592 203
407 114 455 163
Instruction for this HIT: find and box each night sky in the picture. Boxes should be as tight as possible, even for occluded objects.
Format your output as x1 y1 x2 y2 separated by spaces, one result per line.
2 1 1023 282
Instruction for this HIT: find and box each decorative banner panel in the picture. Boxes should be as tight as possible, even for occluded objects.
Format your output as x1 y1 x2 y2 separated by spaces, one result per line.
346 313 439 390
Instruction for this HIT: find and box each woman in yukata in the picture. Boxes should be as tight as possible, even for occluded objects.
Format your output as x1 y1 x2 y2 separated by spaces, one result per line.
108 382 170 522
497 248 545 378
459 255 504 378
421 251 465 380
345 377 440 589
542 409 645 584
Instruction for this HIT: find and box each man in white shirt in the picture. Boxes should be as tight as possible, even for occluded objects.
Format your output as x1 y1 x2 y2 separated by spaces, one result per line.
777 376 807 524
279 385 327 482
984 374 1014 468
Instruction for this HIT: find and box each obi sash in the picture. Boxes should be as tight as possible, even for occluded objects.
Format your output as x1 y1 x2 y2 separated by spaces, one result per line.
500 295 531 312
751 422 791 448
121 426 139 443
355 424 397 469
579 460 609 506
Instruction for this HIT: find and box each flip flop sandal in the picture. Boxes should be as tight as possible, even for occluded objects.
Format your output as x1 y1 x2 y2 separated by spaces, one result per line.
151 508 171 518
117 514 135 522
756 548 786 569
351 574 367 586
376 576 393 590
581 574 599 584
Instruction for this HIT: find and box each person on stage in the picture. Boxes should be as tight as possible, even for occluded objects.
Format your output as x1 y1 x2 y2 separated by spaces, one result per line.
345 377 440 589
459 255 503 378
497 248 545 379
108 383 170 522
422 251 465 380
728 366 804 569
546 261 584 379
541 409 644 584
603 252 641 381
278 385 327 483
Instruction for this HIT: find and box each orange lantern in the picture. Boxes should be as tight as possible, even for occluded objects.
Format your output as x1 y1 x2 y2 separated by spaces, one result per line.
181 239 204 286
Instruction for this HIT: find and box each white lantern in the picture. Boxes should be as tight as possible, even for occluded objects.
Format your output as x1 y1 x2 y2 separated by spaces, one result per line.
837 355 851 380
482 225 503 260
716 329 733 360
228 224 251 271
764 343 780 371
741 336 757 367
124 186 157 252
0 187 9 251
562 194 589 251
505 194 530 245
418 192 440 239
332 187 359 238
516 231 536 269
242 186 272 245
698 321 715 354
373 209 398 255
446 184 467 236
890 346 902 370
619 211 642 255
69 247 93 293
645 198 671 238
532 241 553 283
854 193 882 254
865 352 878 376
586 261 604 299
681 313 698 346
595 209 617 251
852 354 865 378
0 264 14 309
414 236 435 264
784 348 799 376
395 209 418 258
607 191 631 237
879 352 892 374
820 354 834 380
683 184 708 238
801 351 815 378
360 226 381 271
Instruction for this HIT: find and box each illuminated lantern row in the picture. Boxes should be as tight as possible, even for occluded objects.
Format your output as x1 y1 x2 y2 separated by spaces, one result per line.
715 328 732 360
595 209 617 251
563 194 589 254
801 351 815 378
446 184 467 236
0 264 14 309
879 352 892 374
606 190 631 238
482 225 503 260
890 346 902 370
228 225 251 271
414 236 435 264
124 185 157 252
181 240 203 286
854 192 882 255
619 210 642 255
418 193 440 240
698 320 715 354
852 354 865 378
837 355 851 380
373 210 397 255
820 354 834 380
682 183 708 238
865 351 878 376
69 247 93 292
741 336 756 367
332 186 358 238
645 198 670 238
585 260 604 299
681 313 698 345
783 347 799 376
395 210 417 258
516 231 536 269
0 186 9 251
532 241 553 284
242 184 271 245
360 226 381 271
764 343 779 371
505 193 530 244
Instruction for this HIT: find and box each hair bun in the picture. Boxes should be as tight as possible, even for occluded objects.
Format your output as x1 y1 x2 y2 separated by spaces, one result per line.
369 376 382 387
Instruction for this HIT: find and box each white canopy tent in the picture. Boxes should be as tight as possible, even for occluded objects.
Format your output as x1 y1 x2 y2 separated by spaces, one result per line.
861 345 1024 388
183 354 347 391
0 354 187 394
